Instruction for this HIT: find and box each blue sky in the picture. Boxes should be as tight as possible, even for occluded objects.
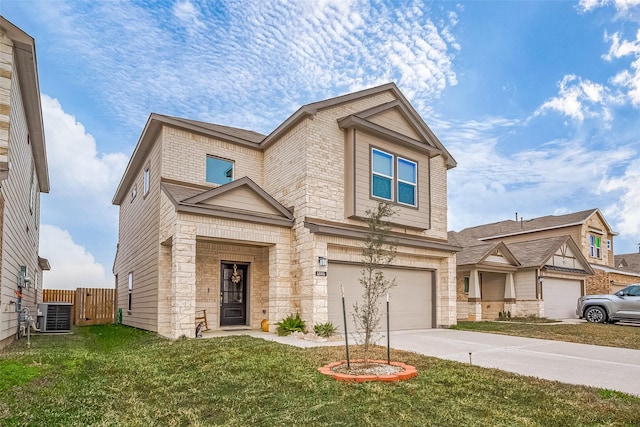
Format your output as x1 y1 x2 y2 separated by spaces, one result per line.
1 0 639 289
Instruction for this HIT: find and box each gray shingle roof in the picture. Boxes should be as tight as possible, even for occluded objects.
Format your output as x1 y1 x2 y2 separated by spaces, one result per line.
456 209 599 239
506 236 569 268
155 114 265 144
614 253 640 273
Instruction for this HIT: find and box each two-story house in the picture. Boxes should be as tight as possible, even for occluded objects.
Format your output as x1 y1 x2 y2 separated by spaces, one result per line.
0 17 50 349
112 83 459 339
450 209 639 320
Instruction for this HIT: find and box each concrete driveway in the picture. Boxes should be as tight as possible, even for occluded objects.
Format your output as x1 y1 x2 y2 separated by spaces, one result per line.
256 328 640 396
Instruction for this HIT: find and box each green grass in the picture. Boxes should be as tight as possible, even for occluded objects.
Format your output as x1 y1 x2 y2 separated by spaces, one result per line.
452 321 640 350
0 324 639 426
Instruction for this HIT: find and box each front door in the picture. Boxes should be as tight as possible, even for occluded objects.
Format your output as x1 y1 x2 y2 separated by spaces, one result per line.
220 263 248 326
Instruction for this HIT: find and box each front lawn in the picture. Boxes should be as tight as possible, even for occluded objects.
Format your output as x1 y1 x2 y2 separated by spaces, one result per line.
0 325 639 426
452 321 640 350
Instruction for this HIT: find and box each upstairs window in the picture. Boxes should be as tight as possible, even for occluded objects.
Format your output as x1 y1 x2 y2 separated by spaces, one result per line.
590 235 601 258
206 156 234 185
371 148 417 207
397 158 417 206
372 149 393 200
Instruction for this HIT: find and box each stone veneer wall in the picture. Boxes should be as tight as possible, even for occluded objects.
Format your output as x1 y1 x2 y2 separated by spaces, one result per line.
195 241 269 330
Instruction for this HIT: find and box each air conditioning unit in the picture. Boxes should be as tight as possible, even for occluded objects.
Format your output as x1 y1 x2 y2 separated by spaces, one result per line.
37 303 72 332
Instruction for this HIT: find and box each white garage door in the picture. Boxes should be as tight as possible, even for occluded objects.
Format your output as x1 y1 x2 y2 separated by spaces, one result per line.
327 263 433 333
542 278 581 319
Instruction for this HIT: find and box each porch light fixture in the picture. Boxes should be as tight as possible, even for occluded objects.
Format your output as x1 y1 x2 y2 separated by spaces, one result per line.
537 276 544 283
318 256 328 267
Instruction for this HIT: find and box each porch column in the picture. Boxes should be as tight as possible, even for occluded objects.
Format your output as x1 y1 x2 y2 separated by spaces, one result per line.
467 269 482 321
268 243 292 332
171 222 197 339
504 273 517 317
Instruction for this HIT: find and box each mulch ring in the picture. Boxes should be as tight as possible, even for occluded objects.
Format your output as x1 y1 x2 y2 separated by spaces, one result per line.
318 359 417 383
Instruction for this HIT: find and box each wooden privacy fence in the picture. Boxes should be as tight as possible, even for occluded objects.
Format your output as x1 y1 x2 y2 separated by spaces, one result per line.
43 288 117 326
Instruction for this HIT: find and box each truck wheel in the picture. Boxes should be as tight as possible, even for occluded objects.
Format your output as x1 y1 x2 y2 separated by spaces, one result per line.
584 306 607 323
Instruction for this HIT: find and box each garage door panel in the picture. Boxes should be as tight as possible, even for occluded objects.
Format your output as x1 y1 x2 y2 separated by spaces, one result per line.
328 263 433 332
543 278 581 319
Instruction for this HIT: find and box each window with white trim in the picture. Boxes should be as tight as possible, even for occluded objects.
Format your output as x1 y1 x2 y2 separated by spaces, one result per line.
371 148 417 206
590 234 601 258
606 239 611 250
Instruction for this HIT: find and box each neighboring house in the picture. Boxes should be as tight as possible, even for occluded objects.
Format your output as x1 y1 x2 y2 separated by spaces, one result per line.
0 17 50 349
614 251 640 288
450 209 638 320
112 83 459 339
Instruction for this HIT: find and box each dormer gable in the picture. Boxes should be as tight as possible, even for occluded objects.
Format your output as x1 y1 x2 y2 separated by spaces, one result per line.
162 177 293 227
337 98 454 166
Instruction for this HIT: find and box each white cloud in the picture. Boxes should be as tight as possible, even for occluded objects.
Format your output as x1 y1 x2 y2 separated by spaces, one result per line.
579 0 640 13
173 1 206 34
31 0 460 133
444 118 636 232
534 75 614 123
600 159 640 237
40 225 113 290
42 95 129 201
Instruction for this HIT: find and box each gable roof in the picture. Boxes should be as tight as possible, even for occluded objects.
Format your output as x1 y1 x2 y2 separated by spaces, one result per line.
161 177 293 227
614 252 640 274
337 99 454 166
455 241 520 267
451 229 593 275
0 17 49 192
113 82 455 204
456 208 617 241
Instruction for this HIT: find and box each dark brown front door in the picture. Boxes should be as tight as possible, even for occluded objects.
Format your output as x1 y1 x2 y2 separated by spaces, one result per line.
220 263 247 326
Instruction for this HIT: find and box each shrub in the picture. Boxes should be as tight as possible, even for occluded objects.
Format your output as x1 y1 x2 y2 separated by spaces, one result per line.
276 313 306 336
313 322 337 338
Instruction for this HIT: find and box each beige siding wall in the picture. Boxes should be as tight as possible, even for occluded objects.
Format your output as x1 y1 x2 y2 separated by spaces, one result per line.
201 186 280 215
162 126 264 188
367 108 421 140
514 270 537 300
353 131 430 230
0 54 44 347
114 135 162 332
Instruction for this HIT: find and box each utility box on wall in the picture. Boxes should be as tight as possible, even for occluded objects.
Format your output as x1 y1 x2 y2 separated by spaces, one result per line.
37 303 73 332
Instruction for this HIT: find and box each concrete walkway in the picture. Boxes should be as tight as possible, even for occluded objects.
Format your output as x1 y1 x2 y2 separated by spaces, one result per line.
251 329 640 396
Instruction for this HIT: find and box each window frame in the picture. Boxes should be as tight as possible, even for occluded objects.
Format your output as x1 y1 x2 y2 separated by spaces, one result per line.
371 148 394 201
370 147 418 208
463 277 470 294
206 155 234 185
590 234 602 258
143 165 150 196
127 272 133 312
